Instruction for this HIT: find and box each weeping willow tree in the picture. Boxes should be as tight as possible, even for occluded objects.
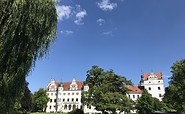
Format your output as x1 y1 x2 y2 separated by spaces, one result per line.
0 0 57 113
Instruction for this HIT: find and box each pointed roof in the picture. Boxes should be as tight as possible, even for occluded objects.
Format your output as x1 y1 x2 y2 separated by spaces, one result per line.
63 81 83 90
46 80 83 91
143 72 162 80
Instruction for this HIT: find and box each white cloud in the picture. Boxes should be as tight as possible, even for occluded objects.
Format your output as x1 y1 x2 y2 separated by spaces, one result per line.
97 0 117 11
97 18 105 26
61 30 74 35
74 10 87 25
102 31 112 35
76 10 87 18
56 5 72 21
56 4 87 25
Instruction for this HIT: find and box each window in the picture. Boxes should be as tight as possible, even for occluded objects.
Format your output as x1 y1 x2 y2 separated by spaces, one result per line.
148 87 151 90
137 95 139 98
73 105 76 110
71 84 77 90
67 98 69 102
69 105 71 110
72 98 74 102
88 105 91 109
51 85 55 89
51 93 53 96
128 95 130 98
133 95 135 98
50 99 52 102
68 93 70 95
63 93 66 95
72 93 74 95
50 106 51 109
63 99 65 102
76 92 79 95
54 99 56 102
158 87 161 90
159 94 162 97
64 105 67 109
76 98 78 101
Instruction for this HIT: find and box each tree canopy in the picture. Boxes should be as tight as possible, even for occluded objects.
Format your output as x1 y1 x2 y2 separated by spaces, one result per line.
0 0 57 113
14 81 33 114
32 88 49 112
82 66 134 114
163 59 185 114
136 89 167 114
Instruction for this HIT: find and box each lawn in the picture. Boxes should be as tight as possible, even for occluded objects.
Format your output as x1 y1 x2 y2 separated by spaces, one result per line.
31 112 66 114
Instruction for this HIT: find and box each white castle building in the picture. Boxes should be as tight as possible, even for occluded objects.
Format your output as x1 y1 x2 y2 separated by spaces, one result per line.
140 72 165 101
46 78 99 113
46 72 165 113
126 72 165 101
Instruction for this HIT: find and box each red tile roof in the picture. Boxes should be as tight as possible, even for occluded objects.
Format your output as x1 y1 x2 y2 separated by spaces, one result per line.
62 81 83 90
47 81 83 91
126 86 142 94
143 72 162 80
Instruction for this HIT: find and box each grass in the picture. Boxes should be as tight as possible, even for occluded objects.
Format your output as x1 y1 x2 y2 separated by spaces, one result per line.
31 112 66 114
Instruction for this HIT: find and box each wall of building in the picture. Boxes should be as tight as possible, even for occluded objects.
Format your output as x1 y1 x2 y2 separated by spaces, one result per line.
140 73 165 101
127 93 142 101
45 72 165 113
57 90 82 113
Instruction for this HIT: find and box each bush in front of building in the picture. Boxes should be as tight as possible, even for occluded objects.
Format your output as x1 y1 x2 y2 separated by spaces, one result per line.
68 109 84 114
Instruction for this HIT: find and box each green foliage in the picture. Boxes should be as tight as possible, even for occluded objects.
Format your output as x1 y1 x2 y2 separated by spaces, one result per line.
20 82 33 113
136 89 167 114
136 89 155 114
68 109 84 114
0 0 57 113
163 59 185 114
82 66 133 114
14 81 33 114
32 88 49 112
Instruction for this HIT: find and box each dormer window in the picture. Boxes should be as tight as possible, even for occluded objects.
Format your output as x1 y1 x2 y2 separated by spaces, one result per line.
148 73 158 80
51 85 55 89
70 84 77 90
70 78 78 90
84 85 89 91
49 85 56 91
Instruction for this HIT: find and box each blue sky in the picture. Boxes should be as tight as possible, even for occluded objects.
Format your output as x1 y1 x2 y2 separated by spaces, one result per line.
27 0 185 93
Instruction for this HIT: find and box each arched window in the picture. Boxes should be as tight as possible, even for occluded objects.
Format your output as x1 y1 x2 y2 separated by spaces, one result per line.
73 105 76 110
64 105 67 110
69 105 72 110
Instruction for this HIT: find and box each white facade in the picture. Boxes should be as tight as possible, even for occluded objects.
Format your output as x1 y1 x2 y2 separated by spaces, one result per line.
46 79 58 112
140 72 165 101
45 72 165 113
126 86 142 101
127 93 142 101
46 78 100 114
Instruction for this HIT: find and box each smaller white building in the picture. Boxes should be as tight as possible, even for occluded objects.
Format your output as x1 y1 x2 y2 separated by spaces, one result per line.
140 72 165 101
126 86 142 101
